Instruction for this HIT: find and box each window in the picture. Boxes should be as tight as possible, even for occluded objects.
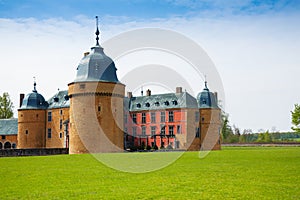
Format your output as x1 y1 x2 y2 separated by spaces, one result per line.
151 126 156 136
1 135 5 140
47 128 52 138
142 126 146 136
177 125 181 134
124 114 128 124
145 102 150 107
25 130 28 135
136 103 141 108
98 105 101 112
80 84 85 89
169 126 174 136
195 127 200 138
142 113 146 124
60 109 63 115
172 100 178 105
164 101 169 106
132 127 137 137
169 111 174 122
59 133 63 138
132 113 137 123
48 111 52 122
202 117 205 122
59 119 63 130
12 143 16 149
151 112 156 123
161 112 165 122
161 125 165 135
195 111 200 122
155 102 160 106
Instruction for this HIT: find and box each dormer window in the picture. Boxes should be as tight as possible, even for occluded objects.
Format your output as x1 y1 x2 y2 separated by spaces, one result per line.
54 97 59 102
155 102 160 106
164 101 169 106
172 100 178 105
136 103 141 108
145 102 150 107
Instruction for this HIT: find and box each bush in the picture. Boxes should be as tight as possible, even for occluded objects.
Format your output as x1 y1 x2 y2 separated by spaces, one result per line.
152 145 158 150
146 145 151 151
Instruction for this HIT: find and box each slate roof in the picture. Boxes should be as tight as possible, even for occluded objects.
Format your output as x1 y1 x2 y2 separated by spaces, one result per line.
0 118 18 135
47 90 70 109
20 91 48 110
126 92 198 112
75 45 119 83
197 83 219 109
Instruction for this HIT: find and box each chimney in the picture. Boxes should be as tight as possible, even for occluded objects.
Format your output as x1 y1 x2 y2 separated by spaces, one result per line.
127 92 133 98
19 93 25 108
84 52 90 57
146 89 151 96
214 92 218 102
176 87 182 93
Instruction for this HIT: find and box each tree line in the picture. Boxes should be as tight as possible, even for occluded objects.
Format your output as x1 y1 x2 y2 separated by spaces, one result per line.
221 104 300 144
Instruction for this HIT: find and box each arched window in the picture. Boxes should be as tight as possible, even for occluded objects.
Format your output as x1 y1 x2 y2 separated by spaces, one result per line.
0 142 2 149
12 143 17 149
4 141 11 149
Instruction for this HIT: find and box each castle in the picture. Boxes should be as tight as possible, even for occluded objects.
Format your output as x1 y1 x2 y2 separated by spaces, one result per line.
1 22 221 153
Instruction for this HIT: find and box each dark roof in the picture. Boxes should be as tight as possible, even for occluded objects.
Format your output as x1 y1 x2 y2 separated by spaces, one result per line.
0 118 18 135
126 92 198 112
197 83 219 109
47 90 70 109
20 91 48 110
75 45 119 83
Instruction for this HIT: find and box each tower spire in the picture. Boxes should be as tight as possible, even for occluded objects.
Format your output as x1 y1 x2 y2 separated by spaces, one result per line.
33 77 37 93
204 75 208 89
95 16 100 46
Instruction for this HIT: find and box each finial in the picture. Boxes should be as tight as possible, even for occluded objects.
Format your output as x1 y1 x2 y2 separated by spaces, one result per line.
33 77 37 93
95 16 100 46
204 75 208 88
141 86 143 96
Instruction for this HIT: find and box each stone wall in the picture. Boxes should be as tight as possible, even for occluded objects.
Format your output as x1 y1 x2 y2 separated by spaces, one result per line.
0 148 68 157
68 81 125 154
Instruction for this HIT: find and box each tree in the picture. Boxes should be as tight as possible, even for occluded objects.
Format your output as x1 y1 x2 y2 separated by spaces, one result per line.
291 104 300 133
221 113 233 141
0 92 14 119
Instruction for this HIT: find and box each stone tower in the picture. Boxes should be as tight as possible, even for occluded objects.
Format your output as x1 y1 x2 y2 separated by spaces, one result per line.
197 81 221 150
18 81 48 148
68 17 125 154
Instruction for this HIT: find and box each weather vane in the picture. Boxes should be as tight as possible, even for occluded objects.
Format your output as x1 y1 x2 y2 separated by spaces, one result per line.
95 16 100 45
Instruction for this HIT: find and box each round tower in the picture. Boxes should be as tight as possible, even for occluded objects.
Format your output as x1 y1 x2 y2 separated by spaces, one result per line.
197 81 221 150
18 81 48 148
68 17 125 154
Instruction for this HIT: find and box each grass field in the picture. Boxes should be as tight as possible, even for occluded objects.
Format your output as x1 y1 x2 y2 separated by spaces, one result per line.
1 147 299 199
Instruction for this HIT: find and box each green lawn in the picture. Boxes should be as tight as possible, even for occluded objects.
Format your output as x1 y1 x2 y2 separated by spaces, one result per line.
1 147 299 199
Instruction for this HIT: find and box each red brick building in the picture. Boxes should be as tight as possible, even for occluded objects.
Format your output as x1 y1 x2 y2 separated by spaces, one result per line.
124 84 221 151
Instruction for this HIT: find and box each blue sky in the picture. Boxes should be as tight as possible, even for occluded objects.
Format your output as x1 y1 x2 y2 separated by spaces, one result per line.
0 0 299 19
0 0 300 132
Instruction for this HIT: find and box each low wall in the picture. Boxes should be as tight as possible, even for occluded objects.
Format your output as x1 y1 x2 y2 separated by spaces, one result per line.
0 148 69 157
222 143 300 147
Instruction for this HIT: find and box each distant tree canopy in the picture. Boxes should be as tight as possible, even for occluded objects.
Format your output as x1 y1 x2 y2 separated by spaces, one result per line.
0 92 14 119
291 104 300 133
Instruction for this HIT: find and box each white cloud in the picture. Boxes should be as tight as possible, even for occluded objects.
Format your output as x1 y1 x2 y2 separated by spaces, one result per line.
0 12 299 132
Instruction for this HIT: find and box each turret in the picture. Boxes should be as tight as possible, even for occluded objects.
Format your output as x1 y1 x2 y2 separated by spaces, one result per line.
18 80 47 148
68 16 125 154
197 80 221 150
